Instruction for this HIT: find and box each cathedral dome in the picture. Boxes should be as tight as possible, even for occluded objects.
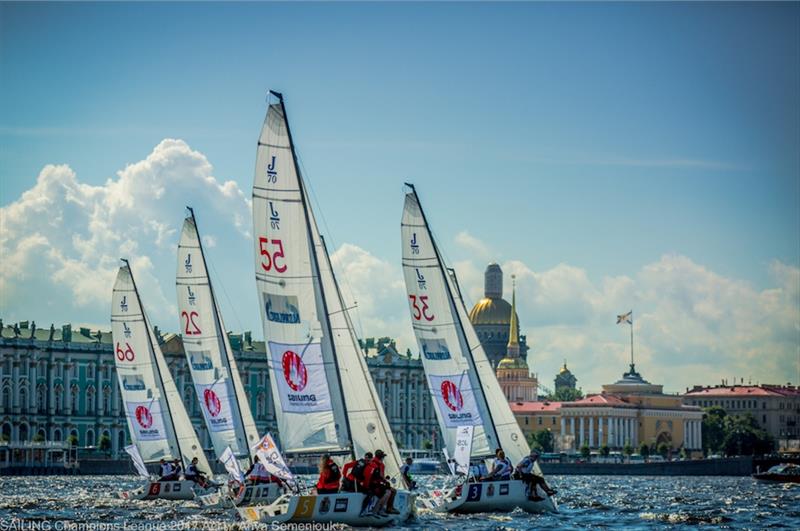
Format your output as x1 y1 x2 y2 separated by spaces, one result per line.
497 356 528 370
469 297 515 326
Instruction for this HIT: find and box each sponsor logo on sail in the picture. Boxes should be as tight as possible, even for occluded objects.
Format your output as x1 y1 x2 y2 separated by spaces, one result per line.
410 233 419 254
282 350 308 392
441 380 464 412
269 201 280 230
187 286 196 306
189 351 213 371
120 296 128 312
267 156 277 182
204 388 222 417
122 376 145 391
184 254 192 273
265 293 300 324
135 405 153 429
421 338 451 360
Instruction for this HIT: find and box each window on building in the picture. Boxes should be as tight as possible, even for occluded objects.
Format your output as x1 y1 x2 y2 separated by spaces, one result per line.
54 385 63 413
19 386 27 412
1 386 10 410
525 416 529 425
86 387 96 415
552 417 556 425
763 414 767 424
37 384 46 413
538 417 543 425
70 384 79 412
103 387 111 415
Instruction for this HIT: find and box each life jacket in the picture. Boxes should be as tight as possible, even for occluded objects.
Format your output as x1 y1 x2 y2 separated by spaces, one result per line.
352 458 368 483
517 456 535 475
342 460 357 481
363 457 385 488
160 463 172 476
316 459 341 490
186 464 198 477
493 457 512 479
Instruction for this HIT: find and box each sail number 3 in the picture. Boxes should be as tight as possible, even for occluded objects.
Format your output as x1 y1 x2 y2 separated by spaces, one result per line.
259 237 287 273
409 295 435 321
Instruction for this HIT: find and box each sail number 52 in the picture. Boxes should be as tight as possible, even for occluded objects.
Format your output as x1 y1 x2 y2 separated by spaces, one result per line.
409 295 434 321
259 237 287 273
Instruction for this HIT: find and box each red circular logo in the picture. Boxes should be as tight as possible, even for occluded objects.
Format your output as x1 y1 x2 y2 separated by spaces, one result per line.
282 350 308 391
135 405 153 428
204 388 222 417
441 380 464 412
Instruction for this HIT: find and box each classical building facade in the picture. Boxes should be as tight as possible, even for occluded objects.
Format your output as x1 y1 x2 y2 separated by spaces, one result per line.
512 364 704 456
554 362 577 391
0 320 441 458
495 278 538 402
468 263 530 368
683 383 800 445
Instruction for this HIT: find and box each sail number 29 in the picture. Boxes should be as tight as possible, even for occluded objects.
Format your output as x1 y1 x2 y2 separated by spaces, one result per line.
259 237 287 273
409 294 435 321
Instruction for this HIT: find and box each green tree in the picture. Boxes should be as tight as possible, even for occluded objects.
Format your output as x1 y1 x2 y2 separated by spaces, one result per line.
422 439 433 450
679 447 687 459
723 414 774 456
639 442 650 458
599 445 610 457
99 434 111 451
548 387 585 402
67 435 78 447
527 430 554 453
623 443 634 457
657 442 669 459
702 406 727 453
580 445 590 459
32 433 45 443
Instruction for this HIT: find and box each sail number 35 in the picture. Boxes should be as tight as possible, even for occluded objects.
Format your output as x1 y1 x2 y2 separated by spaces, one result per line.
259 237 287 273
409 295 435 321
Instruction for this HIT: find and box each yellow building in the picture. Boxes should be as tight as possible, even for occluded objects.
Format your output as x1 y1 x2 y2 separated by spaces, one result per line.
495 277 538 402
511 364 703 456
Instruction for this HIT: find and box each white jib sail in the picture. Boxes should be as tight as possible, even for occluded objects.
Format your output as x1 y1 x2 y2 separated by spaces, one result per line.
311 208 403 479
177 213 261 463
111 264 210 471
401 191 497 459
448 268 532 466
252 93 350 454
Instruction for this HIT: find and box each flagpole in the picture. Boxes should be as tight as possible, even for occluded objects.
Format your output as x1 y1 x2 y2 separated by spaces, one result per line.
629 309 634 368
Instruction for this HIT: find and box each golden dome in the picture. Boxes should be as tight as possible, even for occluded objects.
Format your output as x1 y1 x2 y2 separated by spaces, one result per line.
559 363 571 375
468 297 516 326
497 356 528 370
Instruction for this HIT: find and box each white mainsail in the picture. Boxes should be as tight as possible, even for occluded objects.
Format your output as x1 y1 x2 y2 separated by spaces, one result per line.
401 187 528 463
176 210 261 464
111 262 210 471
252 92 349 455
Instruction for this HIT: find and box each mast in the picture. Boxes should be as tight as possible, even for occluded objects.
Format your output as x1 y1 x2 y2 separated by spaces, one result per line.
273 91 354 453
187 207 252 465
123 258 186 466
404 184 502 453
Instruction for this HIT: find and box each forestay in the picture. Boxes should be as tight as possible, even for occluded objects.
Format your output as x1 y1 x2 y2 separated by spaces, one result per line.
111 263 210 470
252 93 350 454
400 190 498 459
176 212 261 464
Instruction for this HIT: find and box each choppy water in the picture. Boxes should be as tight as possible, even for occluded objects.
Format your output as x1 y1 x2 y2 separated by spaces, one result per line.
0 474 798 529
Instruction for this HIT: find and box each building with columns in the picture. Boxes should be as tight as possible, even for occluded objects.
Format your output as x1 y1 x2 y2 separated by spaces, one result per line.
0 320 441 458
495 277 538 402
511 363 704 456
468 263 530 368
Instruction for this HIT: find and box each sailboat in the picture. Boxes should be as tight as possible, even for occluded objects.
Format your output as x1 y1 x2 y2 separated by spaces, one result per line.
111 260 214 501
176 209 278 507
401 185 558 514
238 91 415 526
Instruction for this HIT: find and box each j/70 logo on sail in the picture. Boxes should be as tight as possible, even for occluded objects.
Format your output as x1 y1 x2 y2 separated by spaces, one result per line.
135 405 153 429
410 233 419 254
282 350 308 391
441 380 464 412
267 156 277 183
120 296 128 312
187 286 196 306
204 388 222 417
185 254 192 273
269 201 280 230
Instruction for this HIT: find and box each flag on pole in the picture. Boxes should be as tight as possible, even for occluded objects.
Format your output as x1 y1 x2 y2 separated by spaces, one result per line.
124 444 150 478
453 425 474 475
252 433 293 480
616 311 632 325
220 446 245 483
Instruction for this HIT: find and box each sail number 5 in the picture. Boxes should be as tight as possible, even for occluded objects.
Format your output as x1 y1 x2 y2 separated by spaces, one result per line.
115 342 135 362
409 295 435 321
259 237 287 273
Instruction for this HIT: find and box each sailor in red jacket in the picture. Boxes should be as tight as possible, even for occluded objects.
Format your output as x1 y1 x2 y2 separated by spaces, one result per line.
362 449 398 516
316 453 341 494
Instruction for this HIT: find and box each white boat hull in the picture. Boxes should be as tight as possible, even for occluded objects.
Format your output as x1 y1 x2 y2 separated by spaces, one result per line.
198 482 283 507
120 480 212 501
238 490 416 527
436 480 558 514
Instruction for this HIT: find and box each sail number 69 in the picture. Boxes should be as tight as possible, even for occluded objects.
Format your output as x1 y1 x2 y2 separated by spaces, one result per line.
259 237 287 273
409 295 435 321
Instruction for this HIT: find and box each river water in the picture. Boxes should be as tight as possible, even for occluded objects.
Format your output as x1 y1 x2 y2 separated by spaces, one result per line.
0 475 797 529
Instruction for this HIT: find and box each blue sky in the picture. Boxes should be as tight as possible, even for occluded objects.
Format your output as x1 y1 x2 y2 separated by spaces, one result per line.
1 3 798 391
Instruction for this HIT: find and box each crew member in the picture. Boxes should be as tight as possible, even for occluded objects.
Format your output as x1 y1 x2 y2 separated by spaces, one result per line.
341 454 358 492
364 449 398 516
515 450 557 501
185 457 209 488
316 453 341 494
172 458 183 480
486 448 513 481
400 457 416 490
469 460 488 482
158 458 177 481
245 455 274 485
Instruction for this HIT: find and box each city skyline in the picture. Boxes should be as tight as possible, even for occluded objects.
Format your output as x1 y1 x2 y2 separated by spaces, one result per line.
1 3 798 393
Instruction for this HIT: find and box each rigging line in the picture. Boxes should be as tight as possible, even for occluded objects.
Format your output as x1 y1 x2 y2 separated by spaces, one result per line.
293 151 366 342
208 255 245 336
